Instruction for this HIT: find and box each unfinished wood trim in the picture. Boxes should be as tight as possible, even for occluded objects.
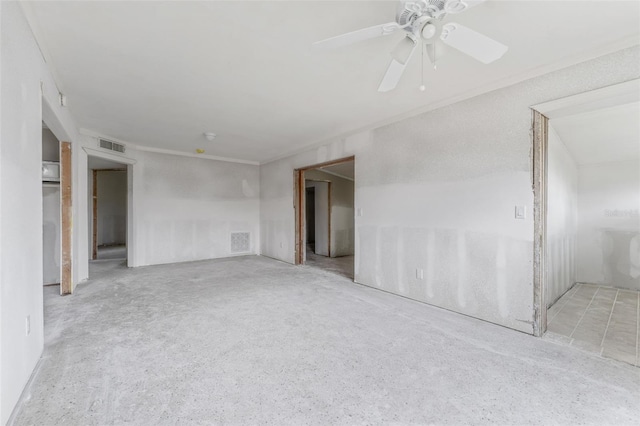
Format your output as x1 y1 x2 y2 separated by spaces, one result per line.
327 182 332 258
294 169 305 265
60 141 73 295
532 110 548 337
92 169 98 260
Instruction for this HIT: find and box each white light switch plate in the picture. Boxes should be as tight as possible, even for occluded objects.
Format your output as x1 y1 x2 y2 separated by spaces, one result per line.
515 205 526 220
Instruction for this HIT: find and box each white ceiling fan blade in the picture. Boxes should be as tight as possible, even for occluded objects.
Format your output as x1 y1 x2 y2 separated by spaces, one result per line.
445 0 487 14
313 22 400 49
440 23 507 64
378 43 418 92
464 0 488 9
391 36 417 65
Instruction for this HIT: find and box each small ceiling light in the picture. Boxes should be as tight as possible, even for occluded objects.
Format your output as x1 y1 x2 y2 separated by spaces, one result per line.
204 132 217 141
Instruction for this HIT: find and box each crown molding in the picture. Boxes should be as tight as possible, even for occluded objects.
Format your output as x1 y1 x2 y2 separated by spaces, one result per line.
79 128 259 166
260 38 640 165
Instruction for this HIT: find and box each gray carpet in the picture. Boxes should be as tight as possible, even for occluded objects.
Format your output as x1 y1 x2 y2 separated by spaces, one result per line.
12 256 640 425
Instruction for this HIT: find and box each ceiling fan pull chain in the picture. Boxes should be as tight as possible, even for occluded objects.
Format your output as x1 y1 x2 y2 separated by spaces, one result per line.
420 43 426 92
433 44 437 70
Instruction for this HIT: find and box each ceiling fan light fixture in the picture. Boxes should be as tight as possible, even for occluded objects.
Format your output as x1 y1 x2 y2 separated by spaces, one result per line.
421 23 437 39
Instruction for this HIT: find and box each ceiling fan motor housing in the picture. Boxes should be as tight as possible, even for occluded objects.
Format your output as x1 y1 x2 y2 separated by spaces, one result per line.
397 0 452 26
397 1 448 43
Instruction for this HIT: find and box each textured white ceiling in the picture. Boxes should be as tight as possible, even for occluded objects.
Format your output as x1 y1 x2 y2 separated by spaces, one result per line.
23 1 640 163
551 102 640 165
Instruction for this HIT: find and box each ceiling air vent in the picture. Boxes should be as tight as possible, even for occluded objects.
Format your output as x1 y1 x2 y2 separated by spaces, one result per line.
99 138 126 153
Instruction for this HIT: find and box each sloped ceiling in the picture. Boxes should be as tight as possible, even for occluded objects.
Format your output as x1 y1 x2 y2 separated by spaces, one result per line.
551 102 640 165
23 1 640 163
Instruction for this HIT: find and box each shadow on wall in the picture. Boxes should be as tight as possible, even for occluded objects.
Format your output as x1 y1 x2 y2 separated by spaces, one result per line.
602 229 640 290
96 170 127 247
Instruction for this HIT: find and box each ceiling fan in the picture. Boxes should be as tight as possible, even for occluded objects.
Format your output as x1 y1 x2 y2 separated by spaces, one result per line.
313 0 508 92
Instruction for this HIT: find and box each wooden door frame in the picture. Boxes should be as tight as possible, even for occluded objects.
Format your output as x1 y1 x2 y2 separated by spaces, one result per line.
530 79 639 336
60 141 73 295
531 110 548 337
92 170 98 260
294 156 354 265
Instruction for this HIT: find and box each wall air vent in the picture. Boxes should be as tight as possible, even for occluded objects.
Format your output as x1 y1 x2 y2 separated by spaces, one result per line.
230 232 250 254
99 138 126 153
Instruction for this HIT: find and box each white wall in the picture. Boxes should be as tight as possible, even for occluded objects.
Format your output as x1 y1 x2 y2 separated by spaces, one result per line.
134 151 260 265
308 181 329 256
329 173 354 258
42 186 61 285
306 169 354 257
260 46 640 334
546 125 578 306
577 160 640 290
0 2 82 423
96 171 127 246
41 127 59 161
76 138 261 269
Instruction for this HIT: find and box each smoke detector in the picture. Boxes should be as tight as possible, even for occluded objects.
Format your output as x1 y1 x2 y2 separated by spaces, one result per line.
204 132 216 141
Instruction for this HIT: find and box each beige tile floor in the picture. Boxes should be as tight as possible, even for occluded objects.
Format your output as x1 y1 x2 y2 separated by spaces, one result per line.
546 283 639 366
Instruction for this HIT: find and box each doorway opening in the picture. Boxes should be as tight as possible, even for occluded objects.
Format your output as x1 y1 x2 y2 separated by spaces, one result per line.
42 122 61 289
532 80 640 366
294 157 355 279
88 156 128 267
41 98 72 296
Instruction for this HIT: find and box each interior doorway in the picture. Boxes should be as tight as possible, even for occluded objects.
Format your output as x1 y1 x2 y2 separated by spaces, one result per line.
42 122 61 287
88 156 128 266
294 157 355 279
532 80 640 366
